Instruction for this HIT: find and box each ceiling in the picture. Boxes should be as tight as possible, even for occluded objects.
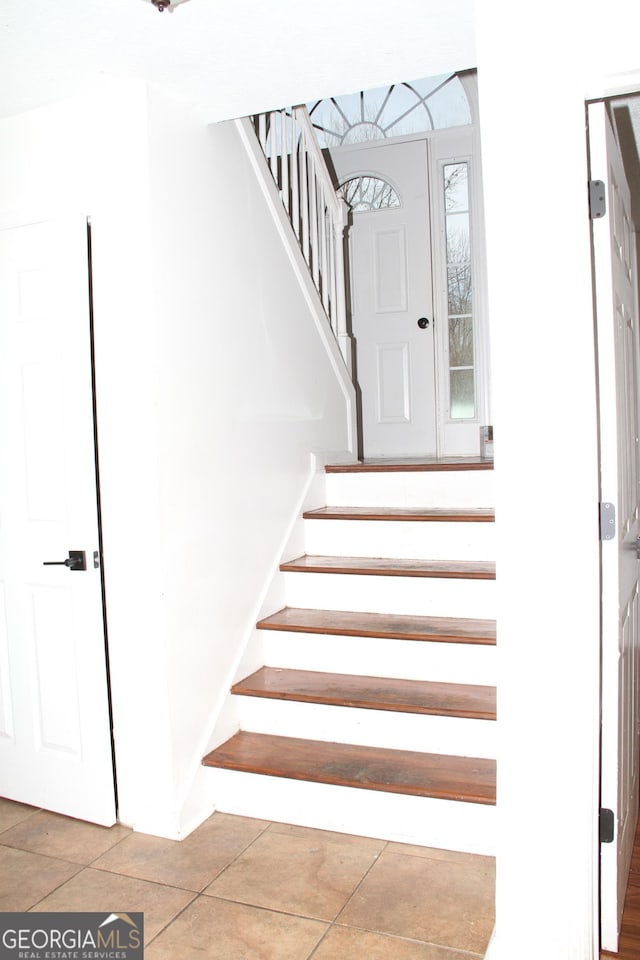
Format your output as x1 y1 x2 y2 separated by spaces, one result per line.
0 0 476 124
3 0 640 226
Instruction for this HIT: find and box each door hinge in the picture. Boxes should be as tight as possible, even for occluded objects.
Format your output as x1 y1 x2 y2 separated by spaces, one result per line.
600 807 615 843
599 502 615 540
589 179 606 219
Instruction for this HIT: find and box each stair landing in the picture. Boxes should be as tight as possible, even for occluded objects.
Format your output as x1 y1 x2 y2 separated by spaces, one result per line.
326 456 493 472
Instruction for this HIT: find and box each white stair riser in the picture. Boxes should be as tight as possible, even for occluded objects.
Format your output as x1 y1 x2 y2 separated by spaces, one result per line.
283 571 496 619
234 696 496 758
303 518 495 561
208 768 496 855
325 470 494 508
261 631 496 687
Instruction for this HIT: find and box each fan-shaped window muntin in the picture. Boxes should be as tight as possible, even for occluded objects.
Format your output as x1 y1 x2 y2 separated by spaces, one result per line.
338 176 401 212
308 74 471 149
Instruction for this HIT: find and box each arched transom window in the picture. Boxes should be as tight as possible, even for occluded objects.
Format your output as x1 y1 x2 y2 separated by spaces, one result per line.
308 74 471 148
338 176 401 212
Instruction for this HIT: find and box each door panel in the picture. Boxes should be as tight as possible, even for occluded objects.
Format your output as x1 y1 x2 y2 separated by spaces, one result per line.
0 215 116 826
331 140 436 457
374 226 408 312
590 101 640 952
377 342 411 421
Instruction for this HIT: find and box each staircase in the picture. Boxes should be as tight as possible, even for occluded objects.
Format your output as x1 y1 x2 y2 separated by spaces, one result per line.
203 458 496 855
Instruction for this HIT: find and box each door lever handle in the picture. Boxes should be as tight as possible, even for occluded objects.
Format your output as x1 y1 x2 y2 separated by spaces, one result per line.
43 550 87 572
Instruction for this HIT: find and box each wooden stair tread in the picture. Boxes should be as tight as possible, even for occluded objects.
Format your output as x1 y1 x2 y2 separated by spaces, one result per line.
303 506 495 522
281 555 496 580
326 458 493 473
232 667 496 720
257 607 496 645
203 731 496 805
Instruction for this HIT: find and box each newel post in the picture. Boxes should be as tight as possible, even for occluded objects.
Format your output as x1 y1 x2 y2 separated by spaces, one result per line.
333 196 353 375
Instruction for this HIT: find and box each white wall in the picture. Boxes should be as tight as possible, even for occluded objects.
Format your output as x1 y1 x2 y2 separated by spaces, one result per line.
475 2 640 958
0 81 179 825
141 91 355 833
0 81 355 838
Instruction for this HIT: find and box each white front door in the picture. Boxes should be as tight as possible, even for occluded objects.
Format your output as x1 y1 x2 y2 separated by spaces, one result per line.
331 140 437 458
590 101 640 952
0 215 116 826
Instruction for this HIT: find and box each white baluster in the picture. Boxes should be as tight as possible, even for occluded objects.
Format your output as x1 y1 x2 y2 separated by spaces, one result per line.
290 113 300 240
328 217 337 331
269 111 279 185
319 196 329 313
281 110 289 213
258 113 267 154
308 153 319 286
300 126 310 265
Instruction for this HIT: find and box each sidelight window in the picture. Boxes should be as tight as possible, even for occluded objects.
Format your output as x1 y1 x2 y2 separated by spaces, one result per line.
444 162 475 420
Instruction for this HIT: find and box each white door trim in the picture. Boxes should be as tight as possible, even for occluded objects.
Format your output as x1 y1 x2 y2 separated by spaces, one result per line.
589 95 640 952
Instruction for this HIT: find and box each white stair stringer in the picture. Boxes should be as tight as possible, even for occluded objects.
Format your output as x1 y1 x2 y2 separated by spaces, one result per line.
209 767 496 856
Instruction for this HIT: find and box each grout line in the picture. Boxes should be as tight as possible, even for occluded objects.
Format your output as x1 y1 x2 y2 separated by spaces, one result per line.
0 839 87 874
86 818 274 895
143 891 200 948
200 891 329 921
24 861 86 912
331 841 385 927
200 816 274 888
0 805 43 837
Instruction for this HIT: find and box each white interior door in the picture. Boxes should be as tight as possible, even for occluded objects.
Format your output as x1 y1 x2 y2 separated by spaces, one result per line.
0 215 116 826
331 140 436 458
590 101 640 952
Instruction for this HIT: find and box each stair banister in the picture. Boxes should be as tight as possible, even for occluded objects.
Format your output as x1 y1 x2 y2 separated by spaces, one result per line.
251 105 351 373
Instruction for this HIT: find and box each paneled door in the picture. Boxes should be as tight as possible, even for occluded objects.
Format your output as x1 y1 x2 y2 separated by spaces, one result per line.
331 140 437 457
590 101 640 952
0 215 116 825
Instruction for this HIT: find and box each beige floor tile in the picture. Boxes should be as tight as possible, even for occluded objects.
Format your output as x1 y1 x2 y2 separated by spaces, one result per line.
313 925 483 959
0 798 41 834
338 850 495 955
93 811 269 892
0 809 130 864
385 842 494 867
205 826 379 921
0 845 81 910
146 895 327 960
33 866 195 944
267 821 385 856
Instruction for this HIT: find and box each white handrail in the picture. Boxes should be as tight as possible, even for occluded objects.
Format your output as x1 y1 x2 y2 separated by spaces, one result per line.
251 105 351 369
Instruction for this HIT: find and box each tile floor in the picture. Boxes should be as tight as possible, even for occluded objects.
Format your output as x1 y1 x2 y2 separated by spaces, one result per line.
0 798 495 959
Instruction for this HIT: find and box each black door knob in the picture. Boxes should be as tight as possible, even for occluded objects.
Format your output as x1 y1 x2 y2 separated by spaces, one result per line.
417 317 430 329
